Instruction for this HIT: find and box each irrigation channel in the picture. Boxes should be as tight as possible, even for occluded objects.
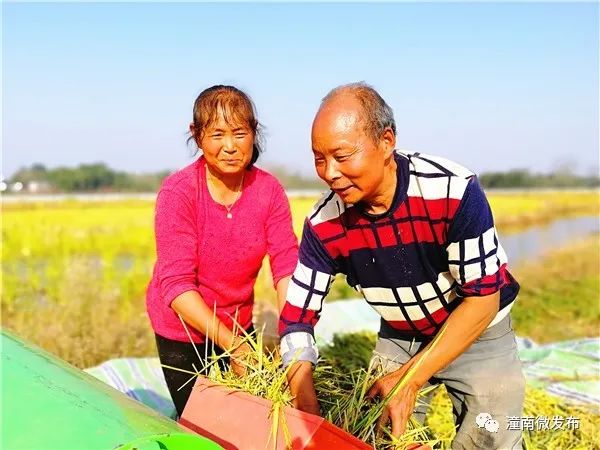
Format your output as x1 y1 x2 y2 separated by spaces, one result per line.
500 215 598 267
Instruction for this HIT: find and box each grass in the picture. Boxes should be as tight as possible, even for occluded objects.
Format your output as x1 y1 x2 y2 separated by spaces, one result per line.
510 234 600 343
488 190 599 233
1 257 156 368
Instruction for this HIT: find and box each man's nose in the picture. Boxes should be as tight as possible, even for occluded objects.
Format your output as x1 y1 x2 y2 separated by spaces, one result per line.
324 159 341 183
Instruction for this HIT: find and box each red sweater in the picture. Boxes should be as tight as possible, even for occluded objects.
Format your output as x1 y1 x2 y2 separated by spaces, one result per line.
146 156 298 343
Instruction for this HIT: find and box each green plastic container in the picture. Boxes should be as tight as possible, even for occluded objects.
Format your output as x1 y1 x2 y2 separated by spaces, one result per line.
1 329 222 450
114 433 223 450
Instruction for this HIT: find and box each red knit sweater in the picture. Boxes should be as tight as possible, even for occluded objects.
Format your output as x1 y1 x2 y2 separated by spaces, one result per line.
146 156 298 343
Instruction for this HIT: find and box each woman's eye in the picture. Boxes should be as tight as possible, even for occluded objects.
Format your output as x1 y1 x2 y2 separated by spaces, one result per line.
211 133 223 138
235 133 248 139
335 155 350 162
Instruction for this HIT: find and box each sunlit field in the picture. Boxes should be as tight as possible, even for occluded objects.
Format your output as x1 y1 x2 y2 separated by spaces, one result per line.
1 191 598 368
487 191 599 231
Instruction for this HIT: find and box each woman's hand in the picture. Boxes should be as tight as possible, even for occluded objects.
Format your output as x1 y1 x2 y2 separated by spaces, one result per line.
230 337 254 377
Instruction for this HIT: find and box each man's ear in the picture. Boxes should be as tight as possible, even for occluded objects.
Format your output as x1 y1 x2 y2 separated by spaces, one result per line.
380 127 396 158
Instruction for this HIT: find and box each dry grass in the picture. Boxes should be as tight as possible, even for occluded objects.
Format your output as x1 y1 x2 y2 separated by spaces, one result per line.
1 257 156 368
510 234 600 343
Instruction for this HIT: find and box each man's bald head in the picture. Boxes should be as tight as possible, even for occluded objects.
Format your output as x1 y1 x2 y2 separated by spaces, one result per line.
316 82 396 144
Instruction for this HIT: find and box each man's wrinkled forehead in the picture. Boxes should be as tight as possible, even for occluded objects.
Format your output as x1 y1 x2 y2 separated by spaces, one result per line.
313 95 365 135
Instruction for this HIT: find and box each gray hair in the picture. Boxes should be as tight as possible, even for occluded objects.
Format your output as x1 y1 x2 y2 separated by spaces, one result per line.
321 82 396 142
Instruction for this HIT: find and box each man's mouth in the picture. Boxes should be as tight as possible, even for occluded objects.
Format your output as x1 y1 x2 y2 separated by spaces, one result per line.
333 186 352 194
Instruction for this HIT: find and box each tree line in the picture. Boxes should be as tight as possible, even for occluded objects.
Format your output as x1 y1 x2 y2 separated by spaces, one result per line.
6 163 171 193
5 162 599 193
479 169 599 189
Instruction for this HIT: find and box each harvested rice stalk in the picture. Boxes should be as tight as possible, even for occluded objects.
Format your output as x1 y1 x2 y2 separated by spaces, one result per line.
319 332 600 449
522 387 600 450
197 330 438 449
414 363 600 450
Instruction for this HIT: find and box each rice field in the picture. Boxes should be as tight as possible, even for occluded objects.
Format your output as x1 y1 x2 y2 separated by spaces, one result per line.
1 190 598 366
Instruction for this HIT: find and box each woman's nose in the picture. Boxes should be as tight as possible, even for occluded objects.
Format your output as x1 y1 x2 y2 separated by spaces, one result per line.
222 135 236 152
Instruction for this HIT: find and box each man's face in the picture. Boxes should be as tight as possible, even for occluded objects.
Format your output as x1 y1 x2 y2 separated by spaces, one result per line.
311 98 393 205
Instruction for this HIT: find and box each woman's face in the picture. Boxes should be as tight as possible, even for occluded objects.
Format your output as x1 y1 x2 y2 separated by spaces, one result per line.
196 110 254 176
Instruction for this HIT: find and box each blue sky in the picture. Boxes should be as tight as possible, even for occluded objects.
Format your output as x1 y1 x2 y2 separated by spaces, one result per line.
3 2 598 178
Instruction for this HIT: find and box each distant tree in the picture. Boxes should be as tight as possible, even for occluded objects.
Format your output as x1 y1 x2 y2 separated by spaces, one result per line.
30 163 48 173
9 163 49 184
43 163 113 191
79 163 116 190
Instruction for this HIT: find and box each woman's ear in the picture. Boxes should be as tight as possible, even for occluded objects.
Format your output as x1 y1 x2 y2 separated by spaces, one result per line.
189 123 200 146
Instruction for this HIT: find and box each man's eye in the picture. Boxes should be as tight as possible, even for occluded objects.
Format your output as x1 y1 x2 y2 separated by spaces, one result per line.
211 133 223 138
335 155 350 162
235 133 247 139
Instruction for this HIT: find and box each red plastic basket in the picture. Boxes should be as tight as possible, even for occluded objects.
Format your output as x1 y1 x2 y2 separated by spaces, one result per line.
180 376 370 449
180 377 431 450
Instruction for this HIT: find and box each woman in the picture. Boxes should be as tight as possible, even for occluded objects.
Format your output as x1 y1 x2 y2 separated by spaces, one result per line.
146 85 298 417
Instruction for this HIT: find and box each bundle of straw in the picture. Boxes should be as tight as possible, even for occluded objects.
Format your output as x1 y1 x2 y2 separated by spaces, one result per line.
191 330 441 449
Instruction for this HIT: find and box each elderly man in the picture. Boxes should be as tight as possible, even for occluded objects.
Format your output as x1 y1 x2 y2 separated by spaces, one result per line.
279 82 525 449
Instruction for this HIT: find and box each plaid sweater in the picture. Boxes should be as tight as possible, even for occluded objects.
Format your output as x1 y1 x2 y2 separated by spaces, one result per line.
279 151 519 367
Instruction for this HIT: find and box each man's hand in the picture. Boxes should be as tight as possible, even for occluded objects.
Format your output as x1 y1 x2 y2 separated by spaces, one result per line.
365 293 500 437
292 384 321 416
287 361 321 416
366 363 422 437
